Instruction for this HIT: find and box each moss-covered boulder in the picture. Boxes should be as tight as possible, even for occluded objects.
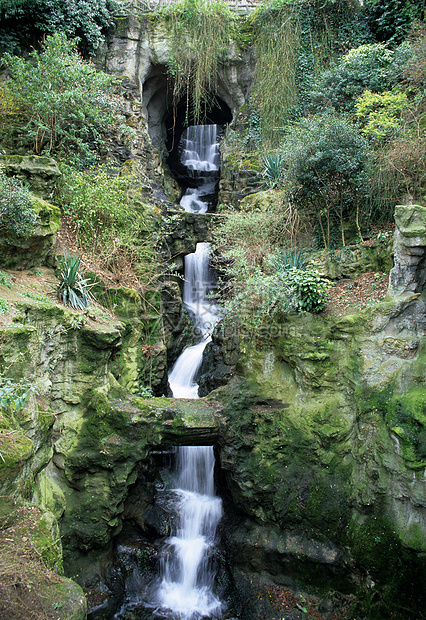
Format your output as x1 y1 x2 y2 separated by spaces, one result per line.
1 155 61 200
0 196 60 269
215 295 425 614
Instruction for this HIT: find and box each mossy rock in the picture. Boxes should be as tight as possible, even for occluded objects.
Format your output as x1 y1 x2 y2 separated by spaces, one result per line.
0 196 60 269
0 430 33 481
0 154 61 200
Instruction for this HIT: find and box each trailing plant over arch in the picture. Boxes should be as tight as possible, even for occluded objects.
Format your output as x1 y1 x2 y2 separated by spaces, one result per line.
154 0 235 124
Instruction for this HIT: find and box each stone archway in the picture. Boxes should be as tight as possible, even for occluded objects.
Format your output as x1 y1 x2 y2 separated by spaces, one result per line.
104 14 254 157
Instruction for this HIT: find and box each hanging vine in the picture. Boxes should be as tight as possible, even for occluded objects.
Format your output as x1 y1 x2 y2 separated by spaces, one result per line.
154 0 235 124
250 0 363 146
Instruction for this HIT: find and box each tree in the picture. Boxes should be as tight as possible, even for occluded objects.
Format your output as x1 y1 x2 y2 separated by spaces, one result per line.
281 115 370 248
2 33 128 167
0 0 119 56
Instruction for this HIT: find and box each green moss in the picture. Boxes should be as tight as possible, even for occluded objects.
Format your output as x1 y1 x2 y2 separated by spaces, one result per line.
0 431 33 480
83 390 128 445
348 514 425 618
30 197 61 232
32 511 63 573
357 381 426 469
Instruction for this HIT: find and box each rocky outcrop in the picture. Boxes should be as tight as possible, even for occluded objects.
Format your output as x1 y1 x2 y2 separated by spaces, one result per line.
209 205 425 615
1 155 61 200
389 204 426 297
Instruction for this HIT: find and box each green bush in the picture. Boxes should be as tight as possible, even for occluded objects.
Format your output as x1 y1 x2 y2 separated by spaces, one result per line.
3 33 129 167
283 266 329 313
308 43 411 113
60 164 156 276
0 0 119 56
0 167 37 239
280 114 370 248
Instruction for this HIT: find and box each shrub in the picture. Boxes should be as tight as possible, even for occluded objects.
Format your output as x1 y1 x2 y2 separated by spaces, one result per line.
60 164 155 275
355 89 409 141
280 114 370 248
308 43 410 113
2 33 129 167
0 168 37 239
283 267 329 313
56 254 95 310
0 0 118 56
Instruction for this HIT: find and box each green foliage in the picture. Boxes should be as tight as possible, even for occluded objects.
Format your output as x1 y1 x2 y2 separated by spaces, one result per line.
0 299 8 314
243 108 262 151
261 153 284 188
214 197 305 267
271 247 308 271
0 167 37 239
0 270 12 288
280 114 370 248
137 384 154 399
355 88 409 141
283 266 329 312
364 0 426 47
0 377 34 418
0 0 119 56
155 0 234 123
249 0 365 144
308 43 410 113
60 164 155 272
219 255 297 331
250 0 300 145
3 33 128 167
56 254 95 310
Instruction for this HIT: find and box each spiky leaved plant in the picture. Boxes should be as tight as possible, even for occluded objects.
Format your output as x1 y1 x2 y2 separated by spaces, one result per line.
56 254 95 310
271 247 308 272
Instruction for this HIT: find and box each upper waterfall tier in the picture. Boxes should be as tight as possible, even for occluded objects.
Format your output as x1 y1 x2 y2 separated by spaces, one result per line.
179 124 220 214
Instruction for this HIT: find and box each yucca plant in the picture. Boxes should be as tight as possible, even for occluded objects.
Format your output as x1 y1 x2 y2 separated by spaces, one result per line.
271 247 308 272
56 254 95 310
261 152 284 187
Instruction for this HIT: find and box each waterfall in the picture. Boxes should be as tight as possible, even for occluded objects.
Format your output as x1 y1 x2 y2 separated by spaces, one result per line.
179 125 220 214
168 242 218 399
153 446 223 620
169 125 221 398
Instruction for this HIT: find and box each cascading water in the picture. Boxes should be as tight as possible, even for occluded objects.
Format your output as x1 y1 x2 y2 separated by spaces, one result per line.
169 124 221 399
152 446 223 619
179 124 220 214
151 125 223 619
168 242 218 399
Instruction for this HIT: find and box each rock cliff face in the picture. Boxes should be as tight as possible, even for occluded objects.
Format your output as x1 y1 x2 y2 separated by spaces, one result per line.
212 205 425 615
0 162 424 619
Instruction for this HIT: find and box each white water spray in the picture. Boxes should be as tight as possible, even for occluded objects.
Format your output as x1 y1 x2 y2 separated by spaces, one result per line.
155 125 223 619
179 125 220 214
154 446 223 620
168 244 218 399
